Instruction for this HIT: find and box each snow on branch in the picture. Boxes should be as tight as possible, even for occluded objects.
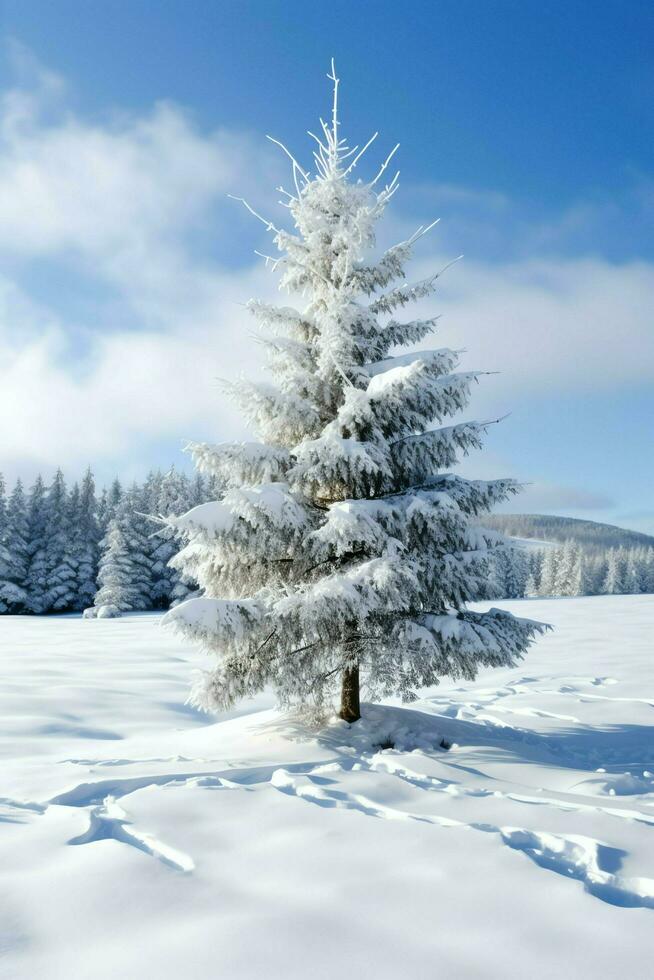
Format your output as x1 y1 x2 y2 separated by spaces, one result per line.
246 300 317 341
265 135 310 182
363 348 460 380
369 256 463 316
389 420 489 482
185 440 291 487
222 379 322 447
163 595 265 651
370 142 400 187
227 195 283 235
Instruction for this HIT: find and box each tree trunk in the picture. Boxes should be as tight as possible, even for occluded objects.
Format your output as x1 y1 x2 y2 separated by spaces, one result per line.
338 664 361 723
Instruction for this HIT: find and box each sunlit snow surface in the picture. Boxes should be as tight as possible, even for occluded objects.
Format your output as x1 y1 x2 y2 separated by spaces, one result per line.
1 596 653 979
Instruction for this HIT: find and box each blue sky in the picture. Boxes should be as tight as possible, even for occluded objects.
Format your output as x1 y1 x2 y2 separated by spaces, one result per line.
0 1 652 532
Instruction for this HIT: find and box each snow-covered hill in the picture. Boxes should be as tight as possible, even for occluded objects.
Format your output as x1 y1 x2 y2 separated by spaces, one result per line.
507 534 557 552
1 597 653 979
484 513 654 552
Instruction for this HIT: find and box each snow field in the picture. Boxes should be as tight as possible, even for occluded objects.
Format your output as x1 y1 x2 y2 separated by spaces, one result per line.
1 595 653 979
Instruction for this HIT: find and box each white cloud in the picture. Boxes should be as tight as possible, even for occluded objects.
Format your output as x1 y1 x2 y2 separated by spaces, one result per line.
427 254 654 402
0 47 652 499
497 482 614 512
0 47 280 475
0 266 273 471
0 42 283 316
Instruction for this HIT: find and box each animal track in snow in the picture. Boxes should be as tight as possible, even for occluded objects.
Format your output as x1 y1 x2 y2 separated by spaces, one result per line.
573 771 654 798
47 761 321 807
367 756 654 826
498 829 654 909
68 796 194 873
271 767 654 909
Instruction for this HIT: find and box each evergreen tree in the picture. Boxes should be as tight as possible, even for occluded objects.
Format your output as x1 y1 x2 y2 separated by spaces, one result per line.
142 470 165 602
528 550 543 593
0 473 6 537
483 550 506 600
554 540 578 596
44 469 76 611
71 468 100 610
590 553 608 595
538 547 558 596
502 545 528 598
644 550 654 594
570 548 590 597
625 549 646 594
0 473 14 613
150 467 191 608
163 67 545 721
92 519 135 615
190 472 207 506
0 479 29 612
603 549 626 595
142 470 163 517
62 482 83 608
97 478 123 538
92 487 153 615
25 476 49 613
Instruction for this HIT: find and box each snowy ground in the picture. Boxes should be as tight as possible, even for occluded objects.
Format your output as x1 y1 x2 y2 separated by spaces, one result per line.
1 596 653 979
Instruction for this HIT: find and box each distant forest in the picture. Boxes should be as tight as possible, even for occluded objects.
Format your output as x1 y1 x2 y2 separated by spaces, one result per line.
0 468 221 617
2 474 653 617
490 538 654 600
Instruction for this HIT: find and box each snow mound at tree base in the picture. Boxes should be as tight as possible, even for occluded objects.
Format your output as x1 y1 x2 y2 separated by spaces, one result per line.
85 603 122 619
323 703 449 753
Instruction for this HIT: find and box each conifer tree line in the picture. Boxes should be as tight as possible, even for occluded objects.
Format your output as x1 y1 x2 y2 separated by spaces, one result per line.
0 468 221 616
491 540 654 599
2 463 651 618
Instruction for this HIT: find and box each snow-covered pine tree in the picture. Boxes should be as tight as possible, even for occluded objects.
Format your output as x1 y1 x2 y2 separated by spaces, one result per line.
484 550 506 600
553 539 578 596
625 549 646 594
142 470 166 601
163 65 546 722
495 544 528 599
0 479 29 612
25 475 49 613
61 482 83 609
43 469 76 612
589 553 607 595
577 553 591 595
72 468 100 611
0 473 12 613
162 470 221 607
603 549 626 595
524 570 538 597
149 467 192 608
91 486 153 616
644 549 654 594
538 547 558 597
190 472 208 507
527 550 543 593
92 518 134 616
0 473 6 537
97 478 123 538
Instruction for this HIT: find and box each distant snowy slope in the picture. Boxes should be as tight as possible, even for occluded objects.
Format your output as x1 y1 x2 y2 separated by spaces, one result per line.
1 597 653 979
507 535 557 552
484 513 654 552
